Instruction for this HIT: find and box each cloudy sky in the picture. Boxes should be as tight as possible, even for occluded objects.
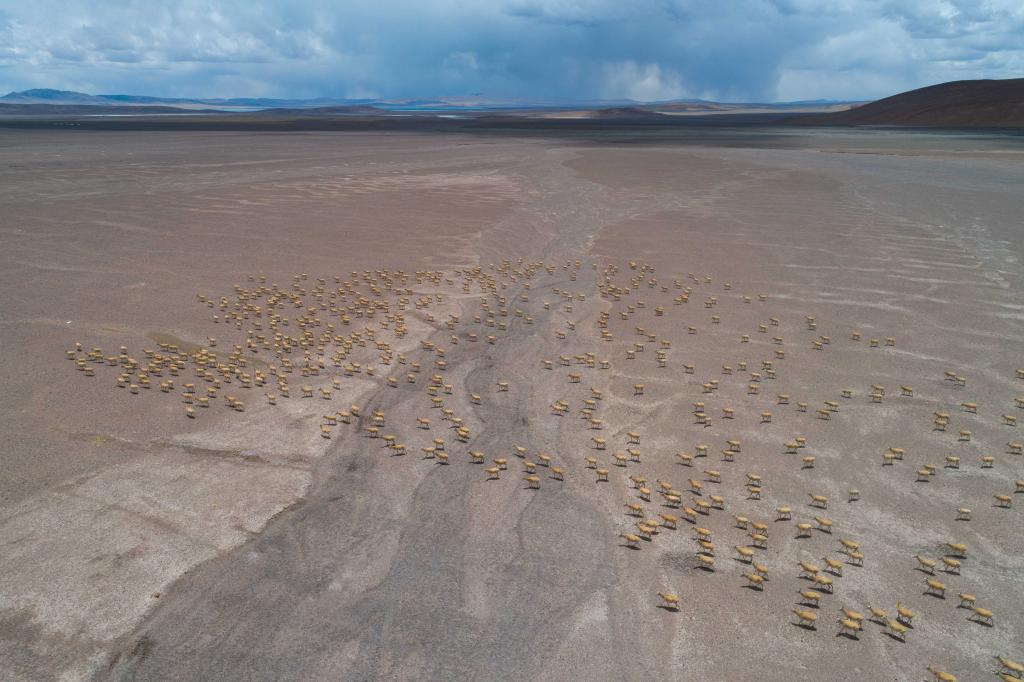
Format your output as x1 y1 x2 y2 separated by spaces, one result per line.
0 0 1021 102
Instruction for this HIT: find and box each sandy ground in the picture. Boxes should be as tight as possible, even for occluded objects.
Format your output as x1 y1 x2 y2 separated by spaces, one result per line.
0 128 1022 682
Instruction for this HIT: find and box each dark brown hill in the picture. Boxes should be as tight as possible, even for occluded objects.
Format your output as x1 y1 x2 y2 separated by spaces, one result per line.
786 79 1024 127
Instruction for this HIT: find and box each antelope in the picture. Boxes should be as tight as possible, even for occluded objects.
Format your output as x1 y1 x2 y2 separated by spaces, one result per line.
596 468 609 482
896 601 914 625
743 573 764 590
927 667 957 682
925 579 946 598
657 592 681 610
809 493 828 509
799 590 821 607
792 610 817 628
799 561 820 578
822 556 843 576
837 618 861 638
915 555 936 574
997 656 1023 679
886 619 908 641
812 575 833 593
621 533 640 548
839 538 859 553
971 606 994 625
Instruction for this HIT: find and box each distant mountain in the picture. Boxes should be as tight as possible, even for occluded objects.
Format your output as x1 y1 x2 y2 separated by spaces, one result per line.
785 79 1024 128
586 106 674 120
0 89 374 110
0 102 223 116
0 88 852 113
248 105 387 116
5 83 1017 126
0 89 110 104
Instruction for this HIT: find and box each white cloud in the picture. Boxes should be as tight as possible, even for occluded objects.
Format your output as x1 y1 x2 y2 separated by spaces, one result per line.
0 0 1020 101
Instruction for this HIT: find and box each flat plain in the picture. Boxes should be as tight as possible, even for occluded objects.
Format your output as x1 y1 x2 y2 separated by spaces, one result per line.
1 126 1022 681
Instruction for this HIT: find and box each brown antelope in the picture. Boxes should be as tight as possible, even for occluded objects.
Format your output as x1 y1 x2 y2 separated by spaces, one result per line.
926 667 957 682
836 618 861 638
657 592 681 610
793 610 817 628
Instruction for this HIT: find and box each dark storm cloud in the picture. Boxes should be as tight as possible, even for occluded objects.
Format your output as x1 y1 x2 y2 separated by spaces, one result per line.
0 0 1020 101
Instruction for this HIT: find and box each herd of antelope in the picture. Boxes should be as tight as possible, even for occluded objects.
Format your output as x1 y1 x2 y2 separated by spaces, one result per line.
66 259 1022 681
